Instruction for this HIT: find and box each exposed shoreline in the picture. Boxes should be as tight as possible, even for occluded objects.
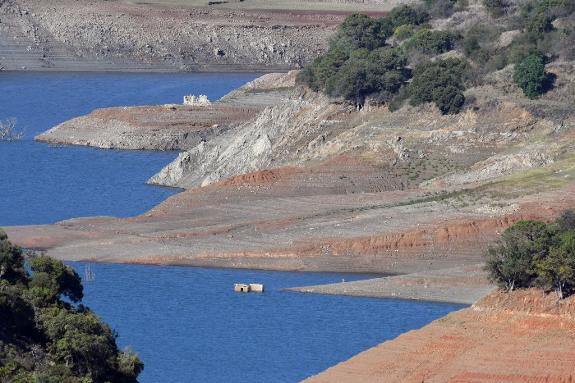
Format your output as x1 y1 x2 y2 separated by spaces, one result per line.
287 264 494 305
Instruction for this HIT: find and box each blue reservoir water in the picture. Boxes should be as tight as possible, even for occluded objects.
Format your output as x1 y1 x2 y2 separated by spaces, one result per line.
0 72 259 226
74 262 464 383
1 72 465 382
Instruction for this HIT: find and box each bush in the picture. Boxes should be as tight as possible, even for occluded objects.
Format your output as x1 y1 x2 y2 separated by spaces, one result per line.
423 0 459 18
394 24 415 41
461 24 502 65
387 5 429 29
408 58 468 114
407 28 454 54
513 52 552 98
333 13 393 51
485 211 575 299
483 0 508 18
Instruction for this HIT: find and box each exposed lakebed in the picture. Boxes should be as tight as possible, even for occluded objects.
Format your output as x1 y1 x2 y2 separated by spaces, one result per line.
1 72 465 382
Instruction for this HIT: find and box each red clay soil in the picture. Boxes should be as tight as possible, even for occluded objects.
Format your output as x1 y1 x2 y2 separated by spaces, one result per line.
304 289 575 383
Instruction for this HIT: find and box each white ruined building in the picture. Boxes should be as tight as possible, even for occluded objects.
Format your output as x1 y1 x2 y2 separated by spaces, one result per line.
183 94 211 106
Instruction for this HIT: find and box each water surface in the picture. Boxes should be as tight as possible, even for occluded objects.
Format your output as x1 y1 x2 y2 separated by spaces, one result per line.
74 262 465 383
0 72 259 225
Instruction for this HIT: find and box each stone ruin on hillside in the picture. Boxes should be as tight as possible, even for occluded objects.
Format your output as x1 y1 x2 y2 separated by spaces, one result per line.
183 94 211 106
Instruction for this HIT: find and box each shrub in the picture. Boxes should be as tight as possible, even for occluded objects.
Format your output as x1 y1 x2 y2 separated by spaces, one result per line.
423 0 459 18
408 58 468 114
407 28 455 54
387 5 429 29
394 24 415 41
483 0 508 18
513 52 551 98
461 24 502 65
333 13 393 51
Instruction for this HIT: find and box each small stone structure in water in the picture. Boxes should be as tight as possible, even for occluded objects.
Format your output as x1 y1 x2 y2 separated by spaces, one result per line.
183 94 211 106
234 283 265 293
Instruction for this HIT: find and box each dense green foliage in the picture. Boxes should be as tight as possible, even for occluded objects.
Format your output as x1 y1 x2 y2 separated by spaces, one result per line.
405 28 454 54
298 4 470 113
299 0 574 111
485 210 575 299
0 231 143 383
513 53 551 98
408 58 467 114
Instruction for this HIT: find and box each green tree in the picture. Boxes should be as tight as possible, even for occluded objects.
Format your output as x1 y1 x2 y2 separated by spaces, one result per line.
485 220 552 290
28 255 83 304
0 230 28 285
326 56 372 107
408 58 467 114
333 13 393 51
387 5 429 29
536 231 575 298
513 53 550 98
553 209 575 233
0 232 143 383
407 28 454 54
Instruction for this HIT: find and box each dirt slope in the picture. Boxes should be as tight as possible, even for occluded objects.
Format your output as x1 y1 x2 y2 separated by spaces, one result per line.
303 289 575 383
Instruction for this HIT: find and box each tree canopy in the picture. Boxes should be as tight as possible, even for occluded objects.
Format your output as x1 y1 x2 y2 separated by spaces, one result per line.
0 230 143 382
513 53 552 99
297 5 470 114
485 210 575 299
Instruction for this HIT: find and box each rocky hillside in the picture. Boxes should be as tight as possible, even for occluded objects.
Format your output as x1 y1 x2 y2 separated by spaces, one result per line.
0 0 344 71
149 61 574 191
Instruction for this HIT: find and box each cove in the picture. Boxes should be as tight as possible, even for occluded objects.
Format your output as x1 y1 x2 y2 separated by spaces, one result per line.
1 71 465 382
0 71 260 226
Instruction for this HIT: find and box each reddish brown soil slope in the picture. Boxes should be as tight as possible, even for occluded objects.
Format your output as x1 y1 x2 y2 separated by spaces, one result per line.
304 289 575 383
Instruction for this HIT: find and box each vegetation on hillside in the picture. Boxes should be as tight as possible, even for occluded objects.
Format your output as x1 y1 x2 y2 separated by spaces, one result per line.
298 0 575 112
0 230 143 382
485 209 575 299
